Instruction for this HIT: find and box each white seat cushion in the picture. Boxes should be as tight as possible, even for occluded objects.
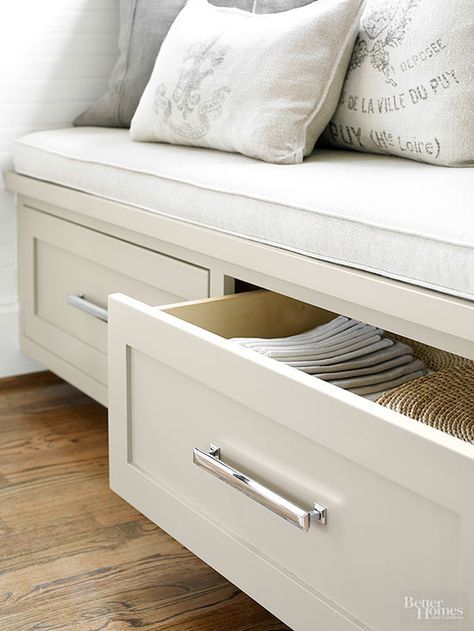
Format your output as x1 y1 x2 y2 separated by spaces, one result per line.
13 127 474 300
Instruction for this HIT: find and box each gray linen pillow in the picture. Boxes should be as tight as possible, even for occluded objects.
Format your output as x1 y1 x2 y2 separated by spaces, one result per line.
74 0 254 129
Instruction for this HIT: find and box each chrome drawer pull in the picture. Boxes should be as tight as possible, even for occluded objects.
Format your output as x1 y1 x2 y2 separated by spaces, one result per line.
67 293 108 323
193 444 327 531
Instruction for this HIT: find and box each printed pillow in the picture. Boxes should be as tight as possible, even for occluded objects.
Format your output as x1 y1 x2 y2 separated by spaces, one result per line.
323 0 474 166
130 0 364 164
74 0 255 129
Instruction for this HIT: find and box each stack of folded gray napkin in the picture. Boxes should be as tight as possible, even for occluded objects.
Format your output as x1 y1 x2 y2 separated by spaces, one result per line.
231 316 426 400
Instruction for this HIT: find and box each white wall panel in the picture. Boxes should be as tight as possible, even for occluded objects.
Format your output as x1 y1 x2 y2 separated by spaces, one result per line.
0 55 118 80
0 0 119 377
0 78 112 103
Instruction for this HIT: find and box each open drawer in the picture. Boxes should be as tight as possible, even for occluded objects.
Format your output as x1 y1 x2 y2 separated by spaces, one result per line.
108 291 474 631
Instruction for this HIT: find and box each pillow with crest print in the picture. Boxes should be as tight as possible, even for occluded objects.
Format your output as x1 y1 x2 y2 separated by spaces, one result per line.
322 0 474 166
74 0 255 129
130 0 365 164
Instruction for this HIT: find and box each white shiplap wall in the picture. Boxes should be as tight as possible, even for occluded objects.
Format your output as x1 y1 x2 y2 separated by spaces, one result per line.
0 0 119 377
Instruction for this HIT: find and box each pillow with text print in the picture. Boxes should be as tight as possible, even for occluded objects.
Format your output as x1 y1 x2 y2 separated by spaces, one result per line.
323 0 474 166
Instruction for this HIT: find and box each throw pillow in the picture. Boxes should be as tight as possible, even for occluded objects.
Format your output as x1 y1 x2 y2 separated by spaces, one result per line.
323 0 474 166
130 0 364 164
74 0 255 129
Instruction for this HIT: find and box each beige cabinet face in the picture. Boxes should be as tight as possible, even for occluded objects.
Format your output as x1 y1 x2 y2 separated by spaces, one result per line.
108 291 474 631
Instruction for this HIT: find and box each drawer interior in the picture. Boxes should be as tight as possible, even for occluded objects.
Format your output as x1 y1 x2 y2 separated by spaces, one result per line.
160 290 473 443
161 290 334 339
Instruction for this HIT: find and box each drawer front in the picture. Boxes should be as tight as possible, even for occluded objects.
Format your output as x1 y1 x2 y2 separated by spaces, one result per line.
108 292 474 631
19 207 209 400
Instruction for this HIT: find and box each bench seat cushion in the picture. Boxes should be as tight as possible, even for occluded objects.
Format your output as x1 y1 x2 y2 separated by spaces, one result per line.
13 127 474 300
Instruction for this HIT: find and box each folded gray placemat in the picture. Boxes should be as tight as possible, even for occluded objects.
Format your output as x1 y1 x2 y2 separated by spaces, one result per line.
231 315 426 401
315 354 414 380
232 315 352 347
350 370 426 396
329 359 425 390
259 324 382 355
284 338 395 367
265 333 385 361
299 342 414 373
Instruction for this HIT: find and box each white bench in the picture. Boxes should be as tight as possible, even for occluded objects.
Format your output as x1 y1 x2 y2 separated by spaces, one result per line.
6 126 474 631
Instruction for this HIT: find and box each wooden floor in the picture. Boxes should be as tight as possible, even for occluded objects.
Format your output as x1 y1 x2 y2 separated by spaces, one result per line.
0 372 289 631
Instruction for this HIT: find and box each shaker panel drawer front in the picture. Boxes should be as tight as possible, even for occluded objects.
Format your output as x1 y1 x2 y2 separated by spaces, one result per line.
18 206 209 400
108 291 474 631
34 239 198 354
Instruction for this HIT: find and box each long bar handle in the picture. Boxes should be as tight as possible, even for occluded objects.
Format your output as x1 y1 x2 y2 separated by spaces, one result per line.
193 444 327 531
67 293 108 323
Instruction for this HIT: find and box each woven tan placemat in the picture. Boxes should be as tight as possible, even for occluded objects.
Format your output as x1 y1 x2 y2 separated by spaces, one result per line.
387 333 473 372
377 364 474 443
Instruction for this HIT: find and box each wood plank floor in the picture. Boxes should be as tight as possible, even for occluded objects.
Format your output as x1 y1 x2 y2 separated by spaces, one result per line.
0 372 289 631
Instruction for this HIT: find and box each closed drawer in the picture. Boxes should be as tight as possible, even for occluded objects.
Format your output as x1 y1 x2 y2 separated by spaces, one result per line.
108 291 474 631
19 207 209 403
